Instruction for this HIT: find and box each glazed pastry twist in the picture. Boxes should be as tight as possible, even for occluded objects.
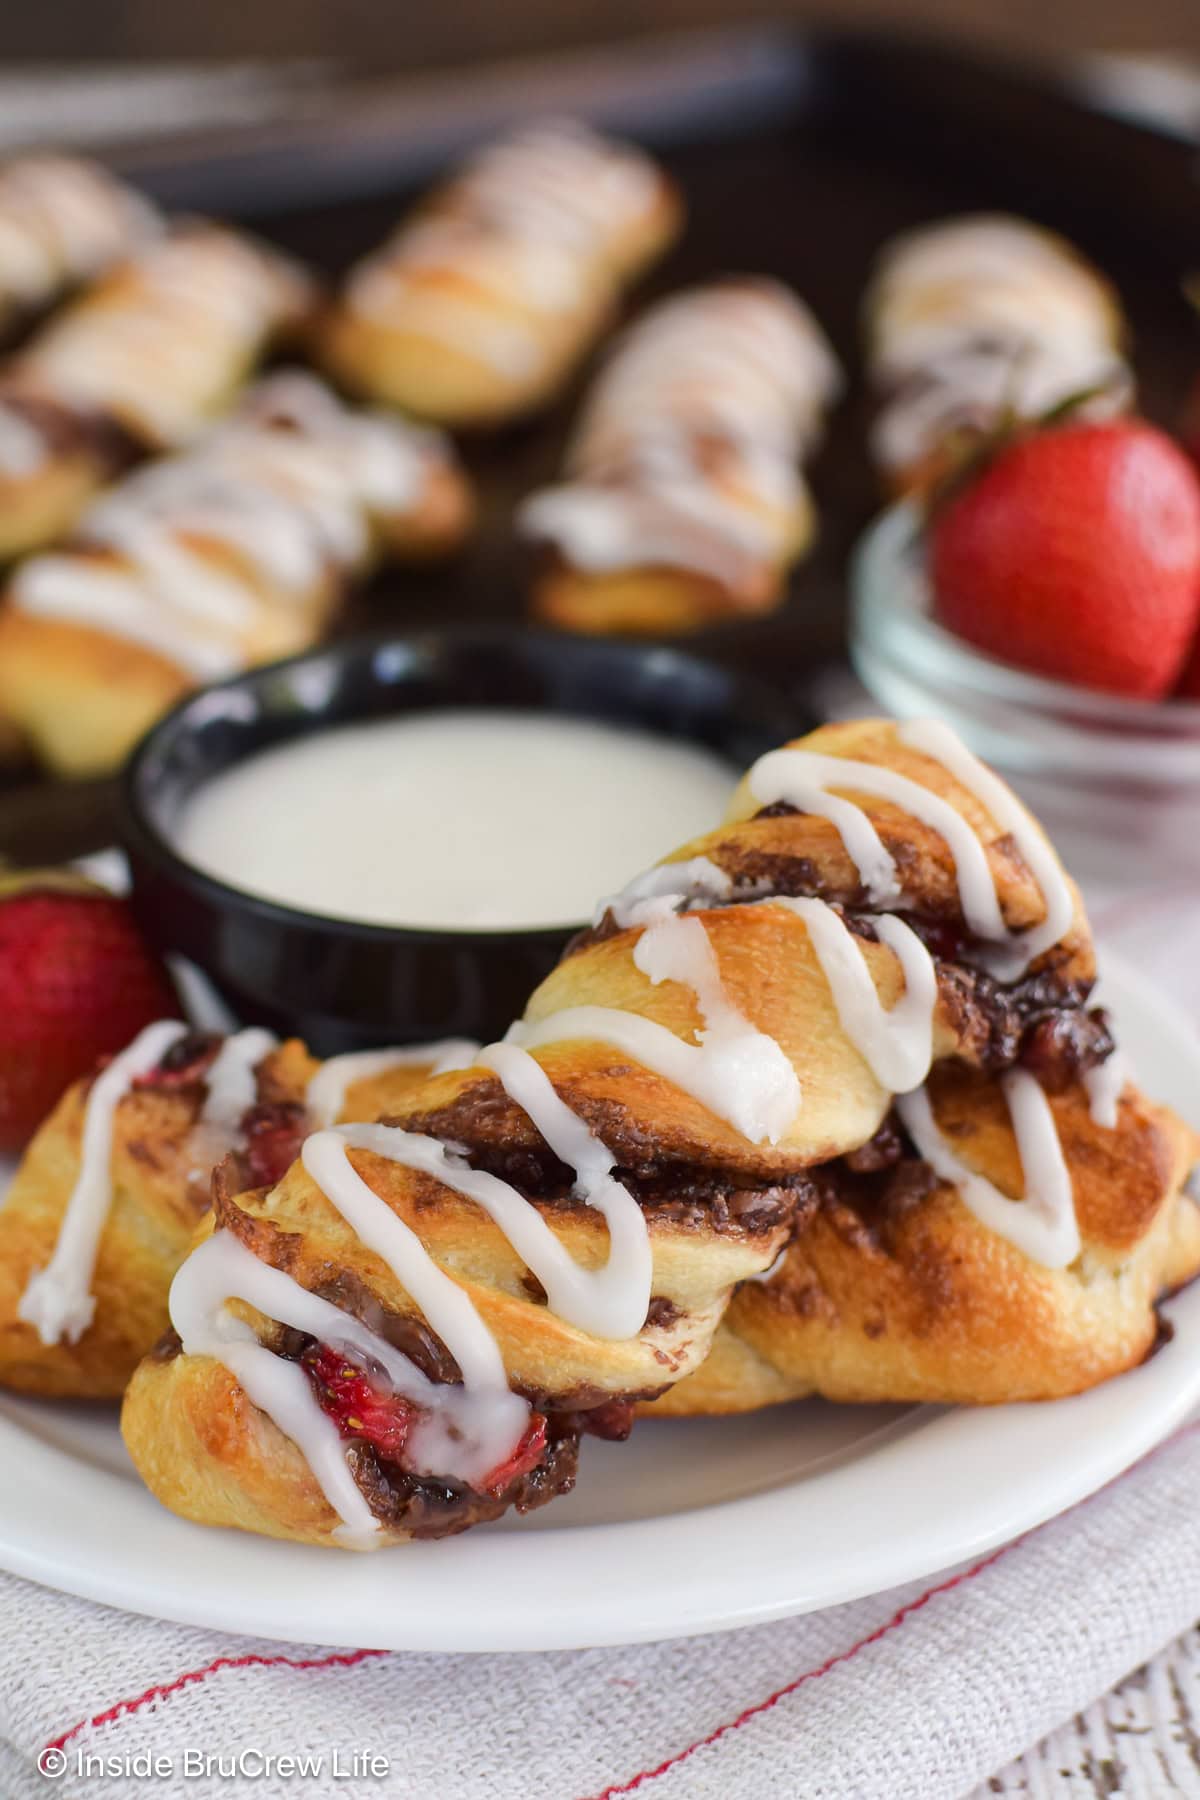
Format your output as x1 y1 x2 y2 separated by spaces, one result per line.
320 120 681 426
118 716 1157 1550
866 214 1132 494
0 154 160 337
0 222 311 560
650 1065 1200 1412
0 370 471 777
0 1030 478 1398
520 279 840 634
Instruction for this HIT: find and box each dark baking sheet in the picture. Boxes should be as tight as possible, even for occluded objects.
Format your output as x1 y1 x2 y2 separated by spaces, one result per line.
3 29 1198 863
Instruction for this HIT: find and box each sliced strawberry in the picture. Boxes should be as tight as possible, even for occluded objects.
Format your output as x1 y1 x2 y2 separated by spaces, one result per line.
240 1100 308 1189
479 1414 549 1495
302 1343 417 1462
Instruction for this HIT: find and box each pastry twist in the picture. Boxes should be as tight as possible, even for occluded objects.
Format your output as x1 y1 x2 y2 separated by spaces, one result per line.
0 1030 477 1398
866 214 1132 494
0 154 160 337
0 370 471 776
520 280 840 633
320 120 680 426
0 222 312 560
118 716 1170 1549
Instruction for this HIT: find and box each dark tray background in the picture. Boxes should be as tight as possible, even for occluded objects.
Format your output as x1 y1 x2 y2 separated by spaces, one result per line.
3 29 1197 863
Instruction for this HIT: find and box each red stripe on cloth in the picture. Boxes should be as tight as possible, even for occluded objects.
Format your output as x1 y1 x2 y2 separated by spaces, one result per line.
44 1419 1200 1771
45 1647 389 1751
576 1540 1020 1800
579 1416 1200 1800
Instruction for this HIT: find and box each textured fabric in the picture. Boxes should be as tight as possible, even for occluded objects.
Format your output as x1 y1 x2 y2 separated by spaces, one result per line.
2 1421 1200 1800
983 1624 1200 1797
1 881 1198 1799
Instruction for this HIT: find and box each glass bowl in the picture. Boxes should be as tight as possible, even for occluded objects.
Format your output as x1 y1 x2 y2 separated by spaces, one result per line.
850 504 1200 893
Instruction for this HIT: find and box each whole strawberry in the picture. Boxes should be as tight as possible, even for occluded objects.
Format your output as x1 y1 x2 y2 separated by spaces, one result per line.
929 420 1200 698
0 872 179 1152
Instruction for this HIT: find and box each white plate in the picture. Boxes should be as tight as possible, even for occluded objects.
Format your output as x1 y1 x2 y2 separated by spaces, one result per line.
0 951 1197 1653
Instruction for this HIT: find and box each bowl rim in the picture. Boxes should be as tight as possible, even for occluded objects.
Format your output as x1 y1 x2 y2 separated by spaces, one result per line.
854 502 1200 733
119 623 791 949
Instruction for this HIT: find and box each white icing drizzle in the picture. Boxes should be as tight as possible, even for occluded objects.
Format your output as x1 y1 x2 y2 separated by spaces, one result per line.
183 1026 279 1183
474 1042 652 1338
170 1228 527 1548
775 898 936 1094
306 1039 480 1129
895 718 1076 978
18 227 306 447
11 370 445 677
346 121 663 373
748 721 1075 979
596 854 732 929
897 1070 1080 1269
518 281 839 585
11 555 244 680
0 155 159 309
868 215 1132 475
18 1019 187 1345
509 912 800 1144
1083 1049 1129 1130
198 1028 279 1134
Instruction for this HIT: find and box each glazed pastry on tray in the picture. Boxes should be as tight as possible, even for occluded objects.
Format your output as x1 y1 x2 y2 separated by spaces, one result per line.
0 370 472 777
0 153 160 338
865 214 1133 494
519 279 840 634
0 222 312 560
0 1032 478 1399
117 717 1197 1550
320 120 680 426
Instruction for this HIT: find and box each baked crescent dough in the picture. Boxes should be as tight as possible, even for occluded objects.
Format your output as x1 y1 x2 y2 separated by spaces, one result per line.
648 1067 1200 1411
118 716 1179 1550
0 371 472 777
0 223 312 561
521 280 839 634
865 214 1132 495
0 154 160 338
320 121 680 426
0 1034 470 1399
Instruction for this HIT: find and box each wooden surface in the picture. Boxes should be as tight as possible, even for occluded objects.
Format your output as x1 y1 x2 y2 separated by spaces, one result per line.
981 1625 1200 1795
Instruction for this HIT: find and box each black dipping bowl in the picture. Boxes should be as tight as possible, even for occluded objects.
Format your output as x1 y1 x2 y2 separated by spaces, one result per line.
121 627 802 1053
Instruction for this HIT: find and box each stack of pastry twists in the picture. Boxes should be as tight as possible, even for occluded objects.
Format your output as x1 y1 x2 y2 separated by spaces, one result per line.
0 370 472 777
319 120 681 426
0 1030 479 1399
113 719 1198 1550
865 214 1133 495
0 222 312 560
0 154 160 338
519 279 841 634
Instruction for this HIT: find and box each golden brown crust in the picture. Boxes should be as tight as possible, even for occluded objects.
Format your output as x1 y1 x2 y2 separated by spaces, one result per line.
0 1038 315 1398
650 1074 1200 1412
318 140 680 427
529 543 804 637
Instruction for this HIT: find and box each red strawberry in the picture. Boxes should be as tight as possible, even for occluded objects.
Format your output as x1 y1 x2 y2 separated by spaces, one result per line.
0 872 179 1152
478 1415 548 1496
303 1343 417 1462
1176 635 1200 699
929 419 1200 698
1181 377 1200 473
303 1340 549 1494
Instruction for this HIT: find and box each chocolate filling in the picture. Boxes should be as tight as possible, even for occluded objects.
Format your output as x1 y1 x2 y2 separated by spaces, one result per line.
346 1422 579 1539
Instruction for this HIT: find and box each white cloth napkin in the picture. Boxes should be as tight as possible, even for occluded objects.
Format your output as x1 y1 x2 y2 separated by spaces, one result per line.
0 889 1196 1800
